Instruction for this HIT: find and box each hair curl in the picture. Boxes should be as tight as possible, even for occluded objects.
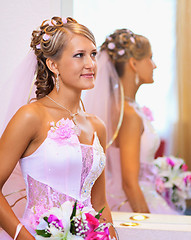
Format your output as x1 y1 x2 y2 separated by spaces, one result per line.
101 29 151 77
30 16 96 99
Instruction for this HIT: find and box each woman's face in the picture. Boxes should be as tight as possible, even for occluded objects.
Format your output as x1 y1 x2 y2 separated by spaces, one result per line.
136 51 157 84
56 34 97 91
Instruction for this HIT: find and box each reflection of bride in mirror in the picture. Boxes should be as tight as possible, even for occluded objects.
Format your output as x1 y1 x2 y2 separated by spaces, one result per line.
84 28 181 214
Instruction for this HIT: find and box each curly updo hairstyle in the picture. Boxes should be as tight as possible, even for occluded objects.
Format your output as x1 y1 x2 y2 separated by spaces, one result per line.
30 16 96 99
101 29 151 77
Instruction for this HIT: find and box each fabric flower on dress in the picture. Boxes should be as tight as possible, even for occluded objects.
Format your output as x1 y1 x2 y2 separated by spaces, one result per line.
142 106 154 121
48 118 80 144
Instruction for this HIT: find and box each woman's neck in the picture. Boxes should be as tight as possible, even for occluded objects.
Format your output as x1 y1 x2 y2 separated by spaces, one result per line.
49 88 82 113
120 73 139 101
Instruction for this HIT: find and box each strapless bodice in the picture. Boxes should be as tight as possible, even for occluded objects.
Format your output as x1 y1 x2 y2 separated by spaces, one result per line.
19 118 106 229
128 102 160 164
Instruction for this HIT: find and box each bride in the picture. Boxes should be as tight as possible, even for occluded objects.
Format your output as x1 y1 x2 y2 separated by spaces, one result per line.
0 16 116 239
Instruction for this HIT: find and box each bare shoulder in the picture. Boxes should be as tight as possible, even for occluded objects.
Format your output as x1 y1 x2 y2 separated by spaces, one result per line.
14 101 44 125
120 102 143 134
124 102 142 124
4 101 45 137
85 112 106 151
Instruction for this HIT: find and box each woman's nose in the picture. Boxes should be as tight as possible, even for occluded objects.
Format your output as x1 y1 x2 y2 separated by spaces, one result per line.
153 61 157 69
84 56 94 68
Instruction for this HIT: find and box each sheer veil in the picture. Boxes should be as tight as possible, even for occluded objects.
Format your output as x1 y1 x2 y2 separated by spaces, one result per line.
0 50 37 135
83 50 124 148
0 50 37 218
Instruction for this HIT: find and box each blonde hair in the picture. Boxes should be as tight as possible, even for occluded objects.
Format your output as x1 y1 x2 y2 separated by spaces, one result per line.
30 16 96 99
101 29 151 77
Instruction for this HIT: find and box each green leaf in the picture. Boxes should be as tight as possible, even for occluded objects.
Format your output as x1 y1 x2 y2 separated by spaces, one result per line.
70 201 77 234
70 201 77 220
35 229 51 237
95 207 105 219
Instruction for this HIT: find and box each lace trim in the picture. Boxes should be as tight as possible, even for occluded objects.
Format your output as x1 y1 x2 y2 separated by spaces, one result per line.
80 145 94 193
81 133 106 198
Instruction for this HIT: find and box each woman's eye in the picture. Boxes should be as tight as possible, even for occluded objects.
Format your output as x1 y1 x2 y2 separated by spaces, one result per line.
74 53 84 58
91 51 97 57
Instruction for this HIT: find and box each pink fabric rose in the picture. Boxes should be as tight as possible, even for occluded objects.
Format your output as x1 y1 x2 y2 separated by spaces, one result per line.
142 106 154 121
48 118 78 144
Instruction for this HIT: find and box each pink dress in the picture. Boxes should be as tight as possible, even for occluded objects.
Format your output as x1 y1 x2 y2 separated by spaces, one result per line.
0 118 106 239
106 101 179 214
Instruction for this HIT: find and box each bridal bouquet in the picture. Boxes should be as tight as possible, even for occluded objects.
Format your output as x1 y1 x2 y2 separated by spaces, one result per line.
33 201 113 240
154 156 191 213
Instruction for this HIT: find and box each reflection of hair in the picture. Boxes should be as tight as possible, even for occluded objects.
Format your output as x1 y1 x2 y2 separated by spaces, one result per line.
30 16 96 99
101 29 151 77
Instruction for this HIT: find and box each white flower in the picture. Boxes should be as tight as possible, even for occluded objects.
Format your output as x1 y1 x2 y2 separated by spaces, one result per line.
36 218 48 230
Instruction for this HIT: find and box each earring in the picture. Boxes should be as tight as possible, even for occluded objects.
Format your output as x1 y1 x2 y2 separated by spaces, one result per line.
56 73 59 92
135 73 139 85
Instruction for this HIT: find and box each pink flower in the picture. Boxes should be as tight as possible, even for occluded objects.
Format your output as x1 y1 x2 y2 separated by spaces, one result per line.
36 44 41 49
48 118 76 143
181 164 188 172
166 157 175 167
48 214 64 229
184 175 191 185
118 49 125 56
43 34 50 41
155 177 165 194
142 106 154 121
85 229 110 240
107 42 115 50
62 17 67 24
130 36 135 44
85 213 99 233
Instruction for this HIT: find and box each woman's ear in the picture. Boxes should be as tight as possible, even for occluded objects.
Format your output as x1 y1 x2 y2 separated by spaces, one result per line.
46 58 59 75
129 57 137 72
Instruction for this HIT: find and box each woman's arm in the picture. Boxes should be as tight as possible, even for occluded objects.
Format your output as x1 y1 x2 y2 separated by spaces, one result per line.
0 106 40 240
117 104 150 213
90 116 116 238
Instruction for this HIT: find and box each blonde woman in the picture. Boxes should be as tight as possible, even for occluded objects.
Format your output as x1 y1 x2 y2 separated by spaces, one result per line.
84 29 179 214
0 17 116 239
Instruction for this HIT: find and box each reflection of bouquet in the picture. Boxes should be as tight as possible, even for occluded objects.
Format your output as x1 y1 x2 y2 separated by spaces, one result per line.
154 156 191 213
33 201 114 240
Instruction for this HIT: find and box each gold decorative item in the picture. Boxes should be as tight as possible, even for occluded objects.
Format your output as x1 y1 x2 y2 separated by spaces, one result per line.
120 222 139 227
129 214 149 221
